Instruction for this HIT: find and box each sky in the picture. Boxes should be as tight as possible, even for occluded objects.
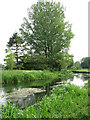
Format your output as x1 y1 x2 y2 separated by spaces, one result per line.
0 0 89 64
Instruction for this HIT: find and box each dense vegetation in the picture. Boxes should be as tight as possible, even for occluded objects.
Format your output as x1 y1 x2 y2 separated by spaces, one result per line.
2 70 73 85
71 57 90 70
1 0 89 119
4 0 74 71
3 0 89 71
0 83 88 118
81 57 90 69
1 70 89 119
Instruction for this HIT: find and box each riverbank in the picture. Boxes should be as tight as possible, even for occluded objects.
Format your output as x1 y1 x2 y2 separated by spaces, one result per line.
1 70 89 118
2 70 73 85
0 83 88 118
72 69 90 73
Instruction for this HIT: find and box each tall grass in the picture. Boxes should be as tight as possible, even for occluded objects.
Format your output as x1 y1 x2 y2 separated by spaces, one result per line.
0 83 88 118
2 70 73 84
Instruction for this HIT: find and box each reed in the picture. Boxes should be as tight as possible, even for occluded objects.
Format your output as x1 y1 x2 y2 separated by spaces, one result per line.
2 70 73 84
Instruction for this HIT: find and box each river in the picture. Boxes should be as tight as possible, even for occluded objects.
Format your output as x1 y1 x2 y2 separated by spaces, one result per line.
0 73 89 108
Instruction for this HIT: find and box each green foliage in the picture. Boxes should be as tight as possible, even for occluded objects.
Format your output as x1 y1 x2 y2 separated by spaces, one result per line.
71 61 81 70
82 82 88 89
70 57 90 71
2 70 73 85
5 0 74 70
6 32 25 69
22 55 48 70
19 53 74 71
19 0 74 70
72 69 90 73
1 84 88 118
4 49 16 70
55 52 74 70
81 57 90 69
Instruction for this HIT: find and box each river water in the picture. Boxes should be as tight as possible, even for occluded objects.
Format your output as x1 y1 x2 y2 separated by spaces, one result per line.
0 73 89 108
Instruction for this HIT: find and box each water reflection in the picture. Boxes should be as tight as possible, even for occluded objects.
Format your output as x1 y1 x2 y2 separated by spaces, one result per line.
67 73 88 88
67 76 87 88
0 88 6 106
81 74 90 80
2 84 22 93
8 92 46 108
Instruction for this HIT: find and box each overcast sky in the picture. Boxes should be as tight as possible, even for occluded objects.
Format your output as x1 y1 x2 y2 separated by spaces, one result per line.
0 0 89 64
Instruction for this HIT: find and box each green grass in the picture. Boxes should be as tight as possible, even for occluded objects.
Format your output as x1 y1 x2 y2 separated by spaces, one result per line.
0 83 88 118
2 70 73 85
72 69 90 73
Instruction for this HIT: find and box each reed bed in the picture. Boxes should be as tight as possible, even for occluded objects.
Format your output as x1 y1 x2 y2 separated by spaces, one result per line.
2 70 73 84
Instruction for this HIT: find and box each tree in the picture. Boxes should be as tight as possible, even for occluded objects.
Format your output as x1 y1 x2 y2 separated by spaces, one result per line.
72 61 81 70
4 49 16 70
55 52 74 70
81 57 90 69
21 54 48 70
0 64 4 69
20 1 74 62
7 32 24 68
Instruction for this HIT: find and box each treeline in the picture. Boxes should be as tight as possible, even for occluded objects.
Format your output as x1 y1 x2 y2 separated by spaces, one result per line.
71 57 90 70
4 1 74 71
0 64 4 69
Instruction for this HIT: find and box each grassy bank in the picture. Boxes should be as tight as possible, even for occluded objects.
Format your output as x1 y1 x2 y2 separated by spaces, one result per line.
72 69 90 73
0 83 88 118
2 70 73 85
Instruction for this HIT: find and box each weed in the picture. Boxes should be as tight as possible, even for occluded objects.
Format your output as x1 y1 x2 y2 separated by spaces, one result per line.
0 83 88 118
